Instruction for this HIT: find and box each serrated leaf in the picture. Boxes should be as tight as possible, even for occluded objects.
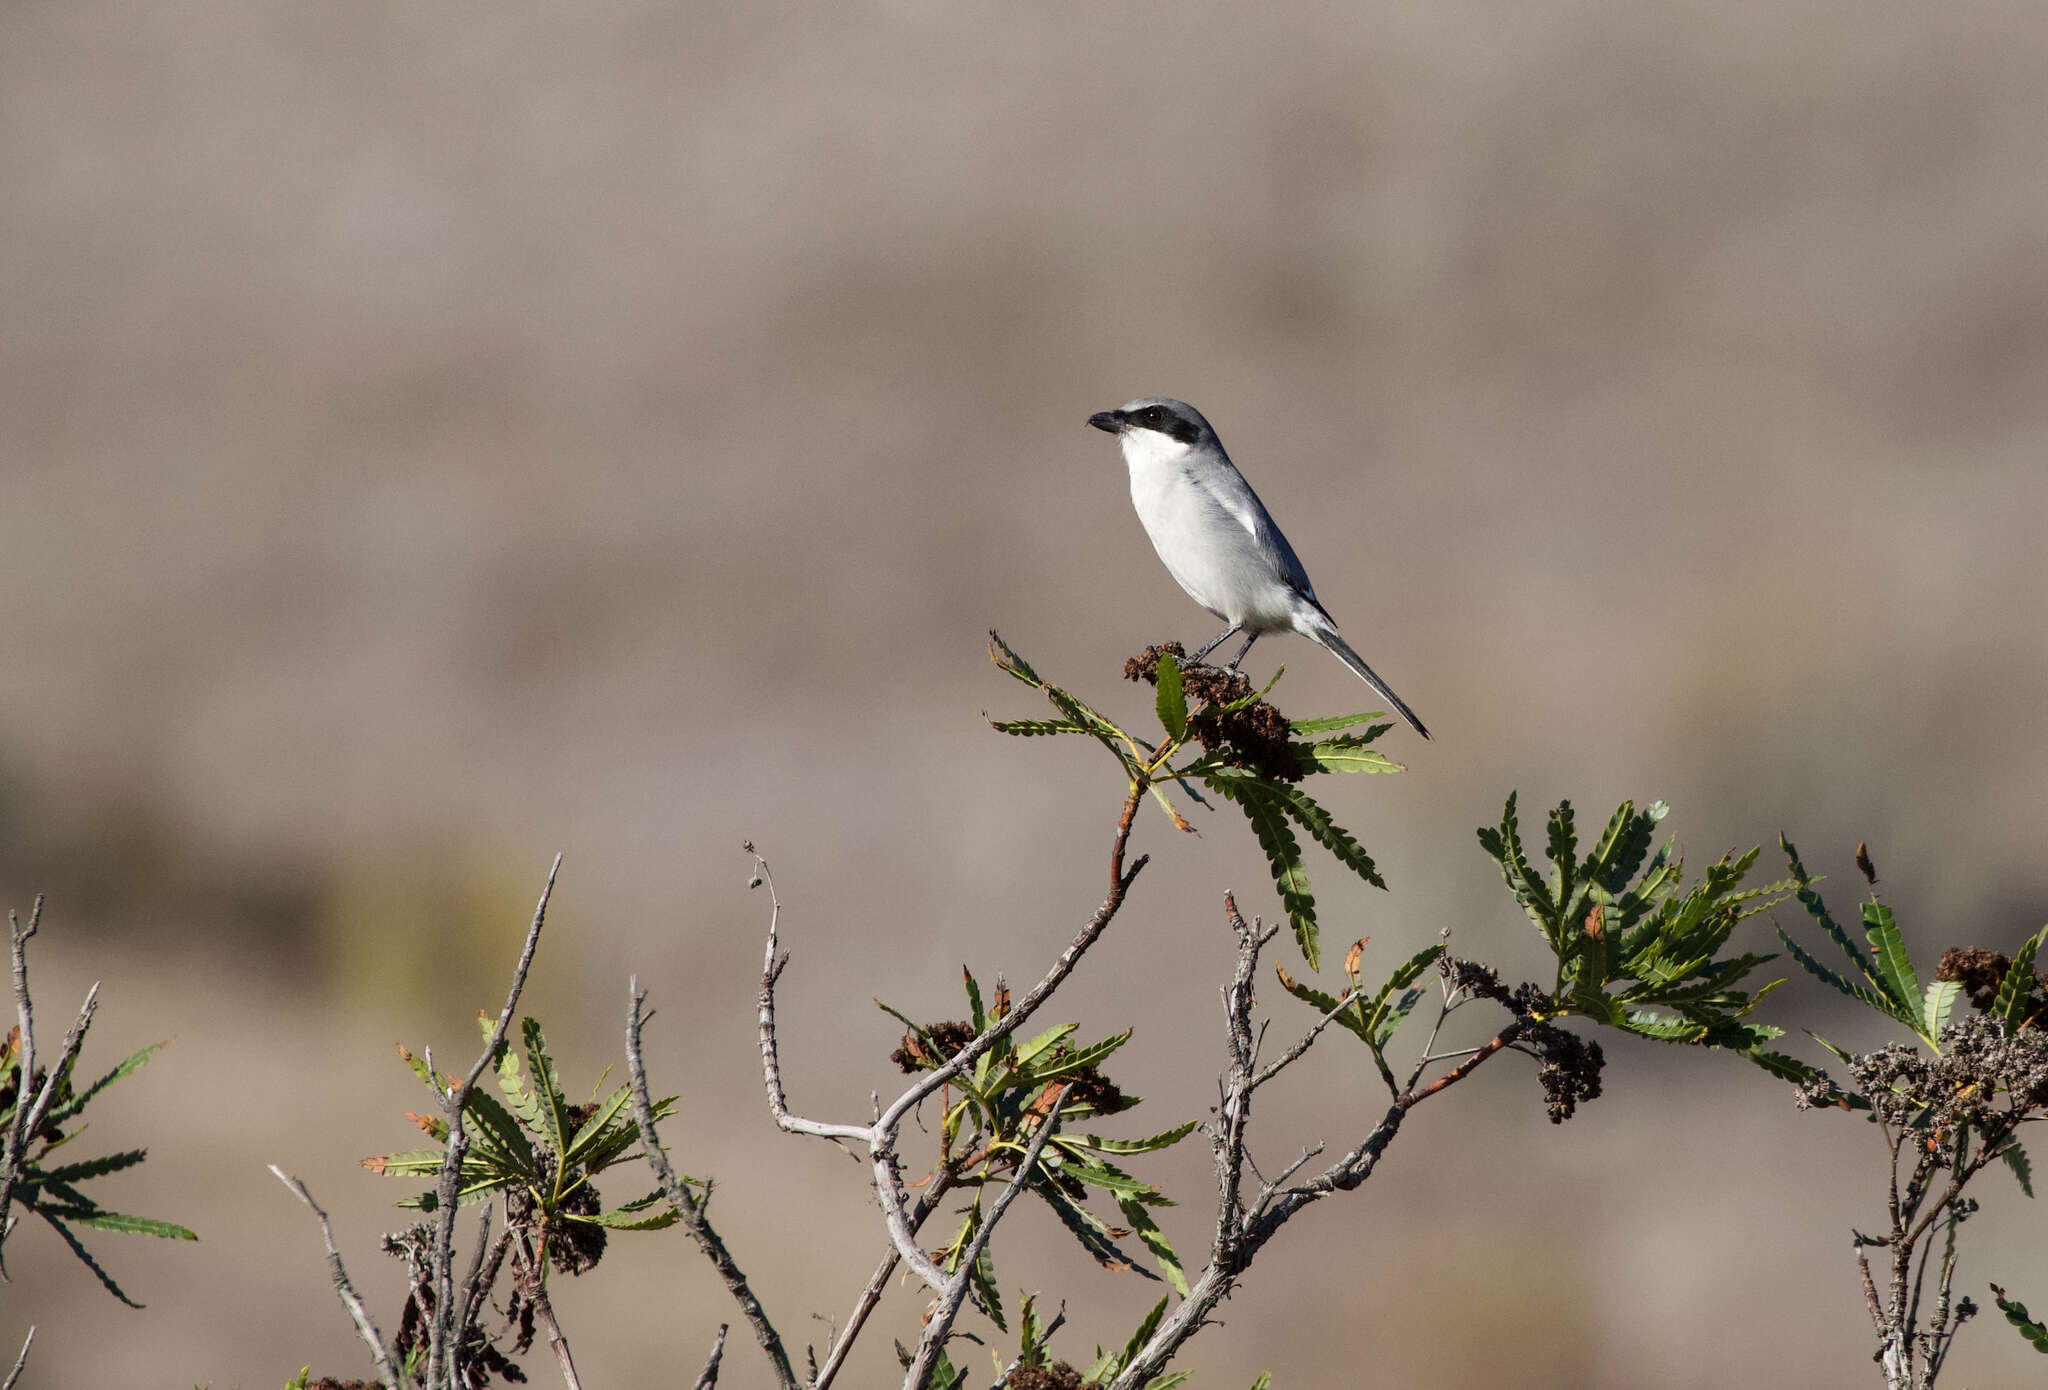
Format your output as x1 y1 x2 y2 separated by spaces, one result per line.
1032 1031 1132 1083
1994 925 2048 1035
1144 1375 1192 1390
44 1041 170 1126
1049 1148 1163 1200
37 1208 143 1307
2004 1141 2035 1198
1029 1172 1154 1278
1065 1121 1197 1156
1214 779 1318 969
1362 943 1446 1045
1861 902 1922 1025
54 1208 198 1240
1922 980 1962 1047
1292 735 1403 776
970 1230 1006 1332
37 1148 148 1185
1259 780 1386 891
1155 652 1187 741
1776 929 1910 1024
1248 1375 1272 1390
987 718 1093 737
1290 711 1393 737
1119 1296 1170 1377
1745 1049 1822 1085
521 1017 572 1161
965 968 986 1034
464 1088 537 1173
1010 1023 1078 1073
563 1084 634 1167
1272 964 1368 1043
1118 1195 1189 1296
1780 837 1880 981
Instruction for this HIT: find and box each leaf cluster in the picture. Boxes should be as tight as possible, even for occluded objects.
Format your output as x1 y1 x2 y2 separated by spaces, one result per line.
883 966 1195 1323
1 1027 195 1305
1476 794 1789 1052
366 1014 681 1264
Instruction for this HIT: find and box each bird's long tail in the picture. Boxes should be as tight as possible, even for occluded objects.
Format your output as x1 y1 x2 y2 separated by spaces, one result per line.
1302 619 1431 741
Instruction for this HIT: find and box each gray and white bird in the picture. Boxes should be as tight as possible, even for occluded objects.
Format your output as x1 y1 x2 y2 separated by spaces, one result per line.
1088 397 1430 740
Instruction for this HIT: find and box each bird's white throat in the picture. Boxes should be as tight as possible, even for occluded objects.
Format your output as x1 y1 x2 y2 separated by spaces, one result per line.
1118 428 1195 476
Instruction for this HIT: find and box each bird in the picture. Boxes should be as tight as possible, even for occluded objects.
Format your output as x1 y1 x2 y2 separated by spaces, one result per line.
1088 397 1430 740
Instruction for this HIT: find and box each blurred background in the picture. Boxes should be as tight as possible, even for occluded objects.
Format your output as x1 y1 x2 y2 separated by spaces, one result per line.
4 1 2047 1384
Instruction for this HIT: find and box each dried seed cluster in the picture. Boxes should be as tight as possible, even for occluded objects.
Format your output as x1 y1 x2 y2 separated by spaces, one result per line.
1124 643 1302 783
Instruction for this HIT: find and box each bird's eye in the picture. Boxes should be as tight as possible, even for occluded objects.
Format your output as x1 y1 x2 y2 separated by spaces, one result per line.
1142 407 1164 426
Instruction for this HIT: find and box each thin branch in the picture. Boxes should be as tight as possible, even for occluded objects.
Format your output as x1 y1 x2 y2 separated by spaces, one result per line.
270 1166 403 1390
903 1089 1070 1390
429 853 561 1390
693 1324 729 1390
1250 985 1359 1091
755 785 1151 1294
626 980 799 1390
1 1326 31 1390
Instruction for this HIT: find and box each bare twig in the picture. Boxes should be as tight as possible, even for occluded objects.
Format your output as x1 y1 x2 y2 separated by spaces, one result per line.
1 901 98 1280
1 1326 31 1390
626 980 799 1390
270 1166 403 1390
903 1088 1070 1390
693 1324 729 1390
428 853 561 1390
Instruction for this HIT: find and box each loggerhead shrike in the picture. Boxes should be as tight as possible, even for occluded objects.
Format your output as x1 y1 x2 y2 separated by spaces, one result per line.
1088 397 1430 740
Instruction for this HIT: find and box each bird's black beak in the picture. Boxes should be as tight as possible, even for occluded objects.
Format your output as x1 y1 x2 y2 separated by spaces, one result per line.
1087 410 1126 434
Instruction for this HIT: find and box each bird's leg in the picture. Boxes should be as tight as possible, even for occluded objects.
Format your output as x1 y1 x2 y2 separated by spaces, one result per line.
1187 624 1241 667
1227 631 1260 670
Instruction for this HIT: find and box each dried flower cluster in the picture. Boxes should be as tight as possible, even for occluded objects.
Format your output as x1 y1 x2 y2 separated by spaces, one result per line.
1438 956 1606 1123
1123 642 1303 783
1796 1015 2048 1130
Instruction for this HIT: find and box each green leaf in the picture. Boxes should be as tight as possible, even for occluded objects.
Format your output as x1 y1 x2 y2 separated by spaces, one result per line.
1991 1284 2048 1353
1032 1031 1132 1083
1272 966 1368 1043
1248 1375 1272 1390
1745 1049 1822 1085
1213 779 1318 969
1143 1375 1192 1390
1048 1148 1164 1200
45 1041 171 1126
521 1017 572 1165
464 1087 538 1174
37 1208 143 1307
1029 1171 1156 1278
1479 793 1558 947
964 969 987 1034
1290 711 1392 737
1118 1195 1189 1296
1861 902 1922 1025
1779 837 1879 980
37 1148 148 1185
563 1084 634 1168
1119 1296 1171 1377
1362 943 1446 1045
1155 652 1188 741
2004 1141 2035 1199
1993 925 2048 1035
1545 801 1578 922
1065 1121 1198 1156
1292 734 1403 777
987 718 1093 737
1011 1024 1079 1073
1776 928 1909 1024
1257 780 1386 891
54 1208 198 1240
1922 981 1962 1046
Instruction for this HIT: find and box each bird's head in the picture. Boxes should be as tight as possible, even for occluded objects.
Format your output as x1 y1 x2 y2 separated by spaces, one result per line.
1087 398 1213 460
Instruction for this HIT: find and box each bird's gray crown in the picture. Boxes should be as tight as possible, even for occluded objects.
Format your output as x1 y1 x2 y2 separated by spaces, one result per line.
1087 397 1210 446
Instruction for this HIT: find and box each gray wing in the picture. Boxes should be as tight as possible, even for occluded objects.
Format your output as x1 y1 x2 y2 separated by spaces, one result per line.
1181 456 1323 607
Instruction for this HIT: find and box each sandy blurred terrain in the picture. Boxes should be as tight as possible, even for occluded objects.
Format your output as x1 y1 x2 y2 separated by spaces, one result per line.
4 1 2047 1384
